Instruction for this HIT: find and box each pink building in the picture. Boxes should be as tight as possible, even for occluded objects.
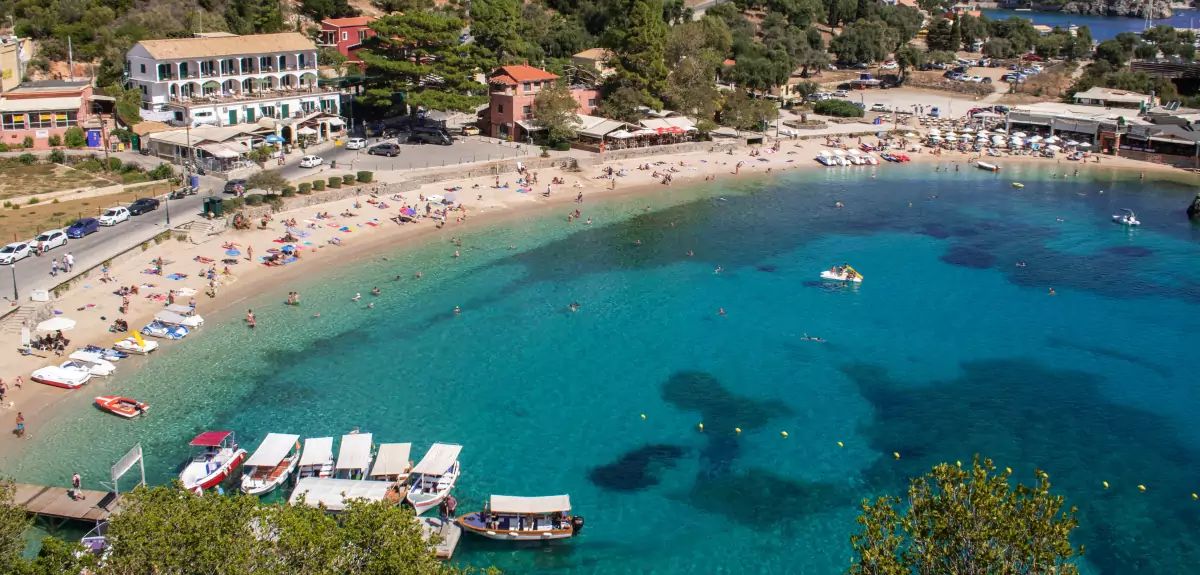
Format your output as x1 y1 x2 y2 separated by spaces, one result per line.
486 65 599 142
319 17 376 64
0 81 97 150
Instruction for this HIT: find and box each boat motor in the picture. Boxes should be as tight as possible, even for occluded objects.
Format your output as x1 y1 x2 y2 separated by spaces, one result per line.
571 515 585 534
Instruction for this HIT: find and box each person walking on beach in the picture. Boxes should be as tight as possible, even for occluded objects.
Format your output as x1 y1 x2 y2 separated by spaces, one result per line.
247 246 253 262
0 379 7 405
14 412 25 437
50 258 59 277
71 473 85 500
65 252 74 273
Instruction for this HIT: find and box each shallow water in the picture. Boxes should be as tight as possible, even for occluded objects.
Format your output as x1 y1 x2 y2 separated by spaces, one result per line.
8 164 1200 574
981 8 1200 42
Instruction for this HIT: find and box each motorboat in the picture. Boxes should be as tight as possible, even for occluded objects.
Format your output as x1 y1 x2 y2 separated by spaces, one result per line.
1011 182 1025 189
406 443 463 515
179 430 247 492
141 320 189 340
1112 209 1140 226
114 334 158 355
334 432 374 480
81 345 128 361
862 154 879 165
457 495 584 541
240 432 301 496
846 150 865 165
159 304 205 328
31 362 92 389
832 150 850 166
975 160 1000 172
815 151 837 166
820 264 864 283
80 521 109 557
368 443 414 483
94 396 148 419
297 437 335 479
67 350 117 377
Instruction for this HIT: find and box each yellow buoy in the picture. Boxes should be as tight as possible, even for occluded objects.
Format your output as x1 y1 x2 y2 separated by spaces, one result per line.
1102 481 1109 489
697 422 704 432
735 427 742 434
893 452 901 460
1192 493 1198 500
780 431 789 438
1005 467 1012 474
1138 484 1147 492
956 460 962 468
640 413 647 420
836 441 845 448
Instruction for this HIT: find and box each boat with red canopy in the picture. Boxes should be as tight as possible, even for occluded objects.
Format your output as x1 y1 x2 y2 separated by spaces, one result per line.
179 431 247 492
94 396 148 418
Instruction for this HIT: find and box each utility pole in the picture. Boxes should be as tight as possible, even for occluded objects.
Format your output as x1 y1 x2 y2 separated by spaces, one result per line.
98 111 111 168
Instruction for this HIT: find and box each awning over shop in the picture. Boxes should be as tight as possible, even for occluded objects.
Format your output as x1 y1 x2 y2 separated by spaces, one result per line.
327 117 345 127
0 96 82 113
515 120 545 132
297 126 317 136
198 143 241 158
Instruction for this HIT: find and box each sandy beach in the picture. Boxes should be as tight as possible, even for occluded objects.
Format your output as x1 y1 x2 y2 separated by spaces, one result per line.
0 135 1191 460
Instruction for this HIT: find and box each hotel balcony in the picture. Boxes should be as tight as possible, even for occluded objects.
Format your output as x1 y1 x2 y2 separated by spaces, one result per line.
163 84 337 109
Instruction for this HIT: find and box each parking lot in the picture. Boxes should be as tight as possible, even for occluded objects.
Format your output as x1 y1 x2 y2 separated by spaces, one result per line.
278 136 537 182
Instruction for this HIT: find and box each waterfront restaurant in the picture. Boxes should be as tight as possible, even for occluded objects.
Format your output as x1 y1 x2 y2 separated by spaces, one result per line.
0 80 96 150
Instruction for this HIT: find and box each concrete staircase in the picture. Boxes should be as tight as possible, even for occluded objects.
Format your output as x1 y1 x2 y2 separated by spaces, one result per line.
0 304 37 334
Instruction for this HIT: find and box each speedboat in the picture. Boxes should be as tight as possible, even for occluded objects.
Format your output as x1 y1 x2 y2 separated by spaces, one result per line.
815 151 837 166
1112 209 1140 226
334 432 374 480
975 160 1000 172
80 521 109 557
141 321 189 340
31 362 92 389
457 495 584 541
81 345 128 361
114 335 158 355
67 350 117 377
847 150 865 165
179 430 247 492
1011 182 1025 189
94 396 148 418
832 150 849 166
158 304 205 328
862 154 879 165
297 437 335 479
406 443 463 515
240 432 301 496
820 264 864 283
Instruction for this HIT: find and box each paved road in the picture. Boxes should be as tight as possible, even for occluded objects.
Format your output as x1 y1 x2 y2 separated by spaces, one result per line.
274 137 536 182
0 194 207 302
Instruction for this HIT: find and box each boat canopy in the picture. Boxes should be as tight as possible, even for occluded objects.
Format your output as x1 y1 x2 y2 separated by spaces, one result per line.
299 437 334 467
369 443 412 478
165 304 194 314
490 495 571 514
290 478 391 512
411 443 462 476
154 310 190 324
336 433 373 471
244 433 300 468
190 430 232 447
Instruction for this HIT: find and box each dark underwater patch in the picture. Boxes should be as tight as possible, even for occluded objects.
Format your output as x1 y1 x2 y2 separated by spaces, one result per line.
1045 335 1172 378
940 245 997 269
1105 245 1153 258
685 469 847 525
756 264 778 273
844 358 1200 575
588 444 687 492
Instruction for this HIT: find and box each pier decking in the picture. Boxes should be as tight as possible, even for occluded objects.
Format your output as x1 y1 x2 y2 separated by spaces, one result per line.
419 516 462 559
12 483 120 523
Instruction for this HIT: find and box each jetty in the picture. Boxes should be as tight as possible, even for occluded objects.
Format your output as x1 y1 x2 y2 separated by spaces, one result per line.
12 483 120 524
419 516 462 559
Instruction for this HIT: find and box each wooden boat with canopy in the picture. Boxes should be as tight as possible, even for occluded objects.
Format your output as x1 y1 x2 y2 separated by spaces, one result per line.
297 437 334 479
240 433 301 495
456 495 584 541
335 433 373 480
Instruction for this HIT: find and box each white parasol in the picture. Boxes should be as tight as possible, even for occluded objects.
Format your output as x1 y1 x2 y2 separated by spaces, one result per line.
36 317 76 331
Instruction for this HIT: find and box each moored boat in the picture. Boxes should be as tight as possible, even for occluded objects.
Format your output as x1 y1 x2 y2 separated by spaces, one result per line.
335 432 374 480
297 437 335 479
406 443 462 515
1112 208 1140 226
67 350 117 377
820 264 863 283
94 396 148 418
81 345 128 361
240 432 301 495
158 304 205 328
179 431 247 492
975 160 1000 172
31 362 92 389
113 333 158 355
368 443 414 483
1011 182 1024 189
815 151 837 166
141 321 189 340
457 495 584 541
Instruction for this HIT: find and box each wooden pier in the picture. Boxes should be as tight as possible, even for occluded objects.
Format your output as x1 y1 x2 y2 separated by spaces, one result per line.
12 483 120 523
419 516 462 560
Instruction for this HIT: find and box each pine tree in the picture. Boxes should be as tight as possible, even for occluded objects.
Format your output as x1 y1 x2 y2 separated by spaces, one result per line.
359 12 487 114
608 0 670 110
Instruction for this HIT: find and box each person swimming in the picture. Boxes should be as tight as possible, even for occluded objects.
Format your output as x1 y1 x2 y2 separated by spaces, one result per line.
453 305 462 315
367 302 374 309
714 266 723 274
568 302 580 312
352 293 361 302
245 309 256 328
1016 261 1027 267
801 333 826 343
371 287 381 296
718 307 726 316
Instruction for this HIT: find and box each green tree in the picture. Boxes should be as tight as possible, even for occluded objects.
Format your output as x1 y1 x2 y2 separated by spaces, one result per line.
1094 39 1132 66
63 126 87 148
359 12 487 114
101 83 143 127
0 481 29 573
949 14 963 50
958 14 987 49
224 0 285 35
982 38 1016 59
829 18 897 65
664 19 730 120
925 50 957 65
471 0 539 65
374 0 435 11
300 0 358 20
894 44 923 82
989 16 1039 53
533 81 582 145
924 18 957 52
597 85 648 123
848 456 1082 575
721 90 778 130
607 0 671 110
813 99 864 117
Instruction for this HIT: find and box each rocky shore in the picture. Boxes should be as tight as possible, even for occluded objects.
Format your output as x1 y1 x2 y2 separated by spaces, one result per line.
1058 0 1173 18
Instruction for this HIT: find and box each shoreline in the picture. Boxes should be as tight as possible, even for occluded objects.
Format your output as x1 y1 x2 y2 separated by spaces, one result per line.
1 138 1195 465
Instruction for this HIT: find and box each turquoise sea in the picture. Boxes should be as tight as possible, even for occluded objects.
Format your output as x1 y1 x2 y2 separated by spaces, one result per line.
981 8 1200 41
7 164 1200 574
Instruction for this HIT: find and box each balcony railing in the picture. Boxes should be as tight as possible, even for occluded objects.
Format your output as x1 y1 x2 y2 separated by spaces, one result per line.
166 85 334 107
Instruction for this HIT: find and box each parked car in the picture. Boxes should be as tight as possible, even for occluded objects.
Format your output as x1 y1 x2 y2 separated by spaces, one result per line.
98 206 131 226
344 137 367 150
833 90 849 97
299 155 323 168
128 198 160 216
460 126 480 136
406 131 452 145
0 241 32 265
223 179 247 194
880 61 898 70
869 103 890 112
33 229 68 252
66 218 100 238
368 143 401 157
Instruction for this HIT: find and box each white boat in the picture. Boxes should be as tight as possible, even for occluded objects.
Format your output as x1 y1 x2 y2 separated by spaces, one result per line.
815 151 837 166
141 321 189 340
457 495 584 541
369 443 414 483
179 431 247 492
113 335 159 355
862 153 880 165
80 345 129 361
67 350 117 377
240 432 301 496
1112 209 1140 226
847 150 866 165
30 362 92 389
406 443 462 515
820 264 864 283
297 437 335 479
335 432 374 480
832 150 849 166
975 160 1000 172
156 306 204 329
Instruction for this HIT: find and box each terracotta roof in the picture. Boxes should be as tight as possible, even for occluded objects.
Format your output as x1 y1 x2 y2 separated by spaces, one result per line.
322 16 374 28
134 33 315 60
490 65 558 85
572 48 612 61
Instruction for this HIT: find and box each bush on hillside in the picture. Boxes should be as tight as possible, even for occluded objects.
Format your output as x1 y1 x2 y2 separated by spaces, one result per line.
244 193 264 206
813 100 865 118
48 149 66 164
63 127 86 148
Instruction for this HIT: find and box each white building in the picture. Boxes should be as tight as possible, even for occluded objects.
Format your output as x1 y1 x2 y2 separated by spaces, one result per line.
125 33 343 133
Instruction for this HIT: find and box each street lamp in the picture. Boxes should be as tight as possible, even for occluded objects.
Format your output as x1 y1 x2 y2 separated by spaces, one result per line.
165 192 171 227
9 264 17 302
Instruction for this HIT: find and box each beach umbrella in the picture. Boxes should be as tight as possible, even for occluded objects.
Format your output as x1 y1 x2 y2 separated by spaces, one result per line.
1028 136 1043 143
928 128 941 135
1014 131 1027 138
994 128 1007 133
905 132 918 137
961 127 974 134
1045 135 1059 143
1047 144 1062 151
1078 142 1092 148
36 317 76 331
976 134 988 141
264 134 284 144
